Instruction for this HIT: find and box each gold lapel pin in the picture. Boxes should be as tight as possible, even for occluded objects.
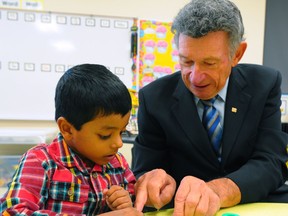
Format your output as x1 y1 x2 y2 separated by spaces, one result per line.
231 107 237 113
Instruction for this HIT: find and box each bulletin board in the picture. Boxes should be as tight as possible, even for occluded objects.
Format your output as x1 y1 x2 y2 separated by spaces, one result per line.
139 20 179 88
0 9 136 120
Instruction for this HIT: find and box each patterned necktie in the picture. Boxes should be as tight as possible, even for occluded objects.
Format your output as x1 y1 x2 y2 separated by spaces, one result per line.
201 96 223 159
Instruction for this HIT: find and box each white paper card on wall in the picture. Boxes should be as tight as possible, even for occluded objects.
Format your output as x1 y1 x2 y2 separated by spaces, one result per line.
22 0 44 10
0 0 19 9
281 94 288 123
41 14 51 23
115 67 125 75
55 64 65 73
24 13 35 22
71 17 81 25
85 18 95 27
8 62 19 70
56 16 66 24
100 19 110 28
41 64 51 72
114 20 128 29
24 63 35 71
7 11 18 20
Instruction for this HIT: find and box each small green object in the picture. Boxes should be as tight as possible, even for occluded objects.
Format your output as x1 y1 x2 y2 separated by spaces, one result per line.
222 213 240 216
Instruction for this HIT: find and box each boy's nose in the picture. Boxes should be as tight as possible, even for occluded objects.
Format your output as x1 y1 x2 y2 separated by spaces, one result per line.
111 136 123 149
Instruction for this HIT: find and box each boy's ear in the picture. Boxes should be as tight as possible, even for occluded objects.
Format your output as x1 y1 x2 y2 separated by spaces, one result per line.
57 117 73 140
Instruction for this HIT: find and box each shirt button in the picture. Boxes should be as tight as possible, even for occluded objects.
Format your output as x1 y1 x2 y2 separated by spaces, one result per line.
92 172 97 178
68 188 74 196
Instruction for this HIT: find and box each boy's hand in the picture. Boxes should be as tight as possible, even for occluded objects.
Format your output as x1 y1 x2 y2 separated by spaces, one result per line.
104 185 133 210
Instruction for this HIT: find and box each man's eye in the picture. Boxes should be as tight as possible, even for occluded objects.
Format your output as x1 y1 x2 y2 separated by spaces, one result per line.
181 61 193 67
205 62 215 66
179 58 193 67
99 135 111 140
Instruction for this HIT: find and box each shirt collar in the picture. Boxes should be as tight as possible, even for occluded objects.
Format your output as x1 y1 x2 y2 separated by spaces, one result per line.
218 77 229 102
51 133 89 173
49 133 123 173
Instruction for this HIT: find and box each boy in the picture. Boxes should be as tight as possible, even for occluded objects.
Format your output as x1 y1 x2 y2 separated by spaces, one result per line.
0 64 142 215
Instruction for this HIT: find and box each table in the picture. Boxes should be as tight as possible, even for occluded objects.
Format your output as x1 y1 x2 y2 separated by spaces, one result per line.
144 203 288 216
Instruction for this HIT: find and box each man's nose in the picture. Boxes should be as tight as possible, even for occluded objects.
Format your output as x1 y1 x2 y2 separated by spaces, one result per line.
190 64 206 83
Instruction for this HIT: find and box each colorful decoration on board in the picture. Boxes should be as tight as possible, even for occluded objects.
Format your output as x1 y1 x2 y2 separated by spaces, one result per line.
139 20 180 88
128 88 139 133
130 18 138 91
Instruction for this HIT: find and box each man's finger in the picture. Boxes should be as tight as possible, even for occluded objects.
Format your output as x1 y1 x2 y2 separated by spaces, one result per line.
134 175 149 212
158 181 176 208
173 181 190 215
134 187 147 212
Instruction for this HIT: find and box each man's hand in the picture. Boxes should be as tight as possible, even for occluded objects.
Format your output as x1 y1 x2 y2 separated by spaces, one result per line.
173 176 241 216
134 169 176 211
173 176 220 216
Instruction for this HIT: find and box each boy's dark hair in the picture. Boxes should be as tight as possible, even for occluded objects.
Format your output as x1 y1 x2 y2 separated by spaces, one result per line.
55 64 132 130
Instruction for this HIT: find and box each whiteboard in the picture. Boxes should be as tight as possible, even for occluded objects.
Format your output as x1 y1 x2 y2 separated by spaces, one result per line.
0 9 135 120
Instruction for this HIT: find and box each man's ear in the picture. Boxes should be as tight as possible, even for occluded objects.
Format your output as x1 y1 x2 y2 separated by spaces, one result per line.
57 117 73 141
232 41 247 67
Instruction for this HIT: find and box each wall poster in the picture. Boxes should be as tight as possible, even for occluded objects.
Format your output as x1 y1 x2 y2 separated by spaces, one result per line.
138 20 180 88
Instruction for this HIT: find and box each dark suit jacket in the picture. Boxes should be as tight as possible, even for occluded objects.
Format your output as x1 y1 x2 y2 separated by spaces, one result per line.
132 64 288 204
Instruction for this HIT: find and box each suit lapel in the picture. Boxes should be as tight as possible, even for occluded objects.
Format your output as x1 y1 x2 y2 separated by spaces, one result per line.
171 79 217 164
170 69 252 165
221 69 252 163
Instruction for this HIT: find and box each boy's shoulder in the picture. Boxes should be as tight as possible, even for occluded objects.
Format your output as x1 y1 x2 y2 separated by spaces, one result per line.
25 138 61 161
24 143 53 160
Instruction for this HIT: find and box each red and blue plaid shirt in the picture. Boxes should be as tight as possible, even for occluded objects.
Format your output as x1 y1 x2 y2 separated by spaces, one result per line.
0 133 136 215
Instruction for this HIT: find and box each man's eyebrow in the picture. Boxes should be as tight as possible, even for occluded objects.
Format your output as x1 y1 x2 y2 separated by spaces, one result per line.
203 56 218 60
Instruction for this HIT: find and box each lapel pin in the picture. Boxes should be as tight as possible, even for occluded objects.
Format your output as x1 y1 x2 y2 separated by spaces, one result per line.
231 107 237 113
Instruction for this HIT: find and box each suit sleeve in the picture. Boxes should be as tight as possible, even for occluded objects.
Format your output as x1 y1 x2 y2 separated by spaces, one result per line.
131 89 171 178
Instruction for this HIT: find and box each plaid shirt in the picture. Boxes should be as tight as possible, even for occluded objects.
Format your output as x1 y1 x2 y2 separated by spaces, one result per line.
0 133 136 215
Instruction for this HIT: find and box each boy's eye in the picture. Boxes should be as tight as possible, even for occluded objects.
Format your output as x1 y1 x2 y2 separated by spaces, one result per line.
99 134 111 140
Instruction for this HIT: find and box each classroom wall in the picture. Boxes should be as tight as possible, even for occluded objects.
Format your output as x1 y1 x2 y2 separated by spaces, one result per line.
263 0 288 93
0 0 266 130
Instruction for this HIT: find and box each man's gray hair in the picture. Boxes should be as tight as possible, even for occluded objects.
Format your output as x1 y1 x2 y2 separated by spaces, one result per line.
172 0 245 57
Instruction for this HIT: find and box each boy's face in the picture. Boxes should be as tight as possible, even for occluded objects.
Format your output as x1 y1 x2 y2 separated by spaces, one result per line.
61 112 130 166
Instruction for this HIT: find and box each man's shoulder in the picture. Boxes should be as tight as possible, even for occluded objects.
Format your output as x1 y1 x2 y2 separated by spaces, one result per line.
235 63 278 74
234 63 280 80
232 63 281 91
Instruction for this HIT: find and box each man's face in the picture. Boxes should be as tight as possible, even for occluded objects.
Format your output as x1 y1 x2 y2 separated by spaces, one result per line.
178 31 235 100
